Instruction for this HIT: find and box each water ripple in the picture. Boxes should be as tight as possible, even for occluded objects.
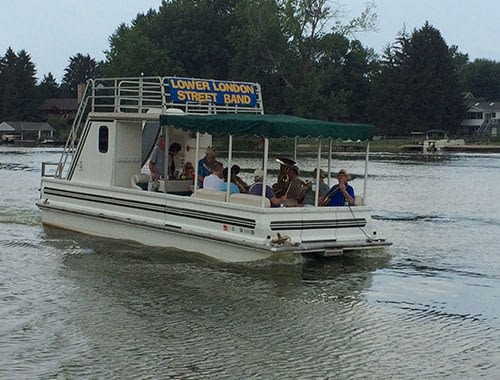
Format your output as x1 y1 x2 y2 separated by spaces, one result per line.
0 162 36 171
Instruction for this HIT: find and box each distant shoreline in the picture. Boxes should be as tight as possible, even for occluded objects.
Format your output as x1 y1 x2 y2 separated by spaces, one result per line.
2 140 499 154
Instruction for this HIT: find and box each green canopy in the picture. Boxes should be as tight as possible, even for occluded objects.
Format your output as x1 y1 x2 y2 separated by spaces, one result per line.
159 113 373 140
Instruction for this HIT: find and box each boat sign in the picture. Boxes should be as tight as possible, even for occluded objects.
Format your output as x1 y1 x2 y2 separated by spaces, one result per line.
167 77 258 107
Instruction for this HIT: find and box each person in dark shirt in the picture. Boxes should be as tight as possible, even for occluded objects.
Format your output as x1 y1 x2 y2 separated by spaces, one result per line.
197 148 217 188
249 169 283 207
326 169 355 206
167 142 182 179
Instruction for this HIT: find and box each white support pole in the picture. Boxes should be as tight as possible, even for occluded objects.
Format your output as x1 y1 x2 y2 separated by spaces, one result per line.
163 126 169 193
262 138 269 208
226 135 233 202
328 138 333 187
363 142 370 205
294 136 298 162
314 139 322 206
193 132 200 195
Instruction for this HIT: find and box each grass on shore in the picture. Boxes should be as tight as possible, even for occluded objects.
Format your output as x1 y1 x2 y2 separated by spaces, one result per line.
213 136 500 154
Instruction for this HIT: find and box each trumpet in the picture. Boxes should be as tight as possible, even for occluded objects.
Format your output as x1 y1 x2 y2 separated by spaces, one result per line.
272 156 297 197
319 185 340 206
233 176 249 193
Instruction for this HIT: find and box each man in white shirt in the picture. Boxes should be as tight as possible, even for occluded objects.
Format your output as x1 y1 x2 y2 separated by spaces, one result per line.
203 161 223 191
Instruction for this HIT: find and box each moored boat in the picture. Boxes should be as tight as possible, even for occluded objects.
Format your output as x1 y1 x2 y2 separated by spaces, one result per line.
423 129 465 153
37 76 390 262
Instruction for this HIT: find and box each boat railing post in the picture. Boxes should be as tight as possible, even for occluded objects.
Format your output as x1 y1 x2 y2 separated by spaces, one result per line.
226 135 233 202
194 132 200 195
262 138 269 208
138 76 143 113
294 136 298 162
164 127 169 193
314 139 322 206
328 138 333 187
114 78 119 112
161 76 166 111
91 79 96 112
363 141 370 205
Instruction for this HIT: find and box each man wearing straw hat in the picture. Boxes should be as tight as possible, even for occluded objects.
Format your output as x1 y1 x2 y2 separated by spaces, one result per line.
324 169 355 206
280 165 308 206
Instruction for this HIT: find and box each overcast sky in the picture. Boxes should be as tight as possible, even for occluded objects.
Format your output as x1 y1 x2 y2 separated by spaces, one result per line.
1 0 499 83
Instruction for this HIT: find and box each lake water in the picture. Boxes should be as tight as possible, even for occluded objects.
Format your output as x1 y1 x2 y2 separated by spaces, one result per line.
1 147 500 379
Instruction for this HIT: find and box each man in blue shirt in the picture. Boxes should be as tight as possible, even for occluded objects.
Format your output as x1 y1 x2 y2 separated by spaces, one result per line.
327 169 355 206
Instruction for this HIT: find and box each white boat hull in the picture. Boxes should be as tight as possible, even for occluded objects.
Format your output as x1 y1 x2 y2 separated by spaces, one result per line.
37 178 389 262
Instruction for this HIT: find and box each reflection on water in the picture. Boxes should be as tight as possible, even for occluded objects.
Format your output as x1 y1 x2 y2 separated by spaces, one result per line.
1 149 500 378
37 231 393 378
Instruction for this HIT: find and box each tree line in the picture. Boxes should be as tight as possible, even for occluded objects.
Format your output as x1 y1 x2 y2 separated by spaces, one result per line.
1 0 499 137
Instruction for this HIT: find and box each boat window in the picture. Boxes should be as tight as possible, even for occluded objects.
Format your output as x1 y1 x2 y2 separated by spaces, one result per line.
98 126 109 153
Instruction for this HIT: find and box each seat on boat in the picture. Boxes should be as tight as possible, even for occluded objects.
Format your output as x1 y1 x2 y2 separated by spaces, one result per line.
131 174 150 191
191 189 227 202
354 195 363 206
229 193 271 208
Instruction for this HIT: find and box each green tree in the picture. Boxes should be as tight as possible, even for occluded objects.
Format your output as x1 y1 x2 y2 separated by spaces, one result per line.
102 10 176 77
368 22 465 136
229 0 377 119
0 47 40 121
38 72 61 99
102 0 377 121
104 0 240 79
229 0 291 113
61 53 100 97
460 58 500 100
154 0 240 79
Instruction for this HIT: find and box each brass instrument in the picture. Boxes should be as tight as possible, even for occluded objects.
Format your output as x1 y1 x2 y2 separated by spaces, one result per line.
233 175 249 193
319 175 354 206
272 157 310 205
272 156 296 197
319 185 339 206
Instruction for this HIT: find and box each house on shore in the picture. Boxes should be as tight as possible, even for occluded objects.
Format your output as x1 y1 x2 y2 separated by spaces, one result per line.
0 121 56 143
40 98 78 125
461 98 500 137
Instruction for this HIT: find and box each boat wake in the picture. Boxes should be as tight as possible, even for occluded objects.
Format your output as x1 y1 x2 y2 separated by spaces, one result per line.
0 162 36 172
372 211 449 222
373 211 500 227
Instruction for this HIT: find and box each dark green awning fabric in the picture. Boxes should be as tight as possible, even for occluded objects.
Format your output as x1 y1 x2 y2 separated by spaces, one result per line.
159 113 373 140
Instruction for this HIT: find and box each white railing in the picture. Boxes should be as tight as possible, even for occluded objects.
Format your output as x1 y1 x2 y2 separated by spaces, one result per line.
51 76 264 179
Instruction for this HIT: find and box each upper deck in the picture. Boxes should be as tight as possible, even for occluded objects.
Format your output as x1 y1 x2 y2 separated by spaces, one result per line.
53 76 265 178
80 76 264 116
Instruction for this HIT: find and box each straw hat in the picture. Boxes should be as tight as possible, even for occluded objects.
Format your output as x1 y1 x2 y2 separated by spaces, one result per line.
253 169 264 181
337 168 353 180
205 147 216 158
312 168 327 178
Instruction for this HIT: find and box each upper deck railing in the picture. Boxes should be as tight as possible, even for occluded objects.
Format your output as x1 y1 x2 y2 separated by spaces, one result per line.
54 76 264 178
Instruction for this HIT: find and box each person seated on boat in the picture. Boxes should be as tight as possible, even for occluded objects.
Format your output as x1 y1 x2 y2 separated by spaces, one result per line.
230 164 249 193
219 167 240 194
203 161 224 191
197 148 217 188
167 142 182 179
272 156 297 197
148 135 166 191
323 169 355 206
302 168 330 206
280 165 308 207
180 161 195 181
248 169 283 207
